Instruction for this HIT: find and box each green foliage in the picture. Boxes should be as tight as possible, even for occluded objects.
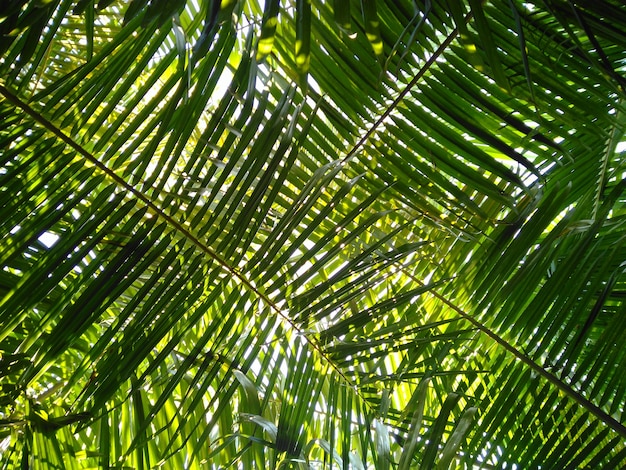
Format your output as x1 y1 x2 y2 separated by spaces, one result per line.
1 0 625 468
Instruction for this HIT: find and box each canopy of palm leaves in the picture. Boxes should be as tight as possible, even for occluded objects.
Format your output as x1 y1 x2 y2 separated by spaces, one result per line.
1 0 625 468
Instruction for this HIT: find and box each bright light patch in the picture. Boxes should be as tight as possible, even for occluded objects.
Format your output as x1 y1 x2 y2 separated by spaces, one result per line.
367 35 384 56
39 231 59 248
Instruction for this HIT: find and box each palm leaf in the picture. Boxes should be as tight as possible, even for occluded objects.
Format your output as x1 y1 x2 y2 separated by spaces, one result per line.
1 0 626 468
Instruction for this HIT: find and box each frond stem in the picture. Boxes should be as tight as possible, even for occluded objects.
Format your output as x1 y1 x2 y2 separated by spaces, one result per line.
339 12 471 165
419 276 626 438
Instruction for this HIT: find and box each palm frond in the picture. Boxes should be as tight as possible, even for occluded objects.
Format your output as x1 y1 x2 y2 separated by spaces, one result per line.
1 0 626 468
